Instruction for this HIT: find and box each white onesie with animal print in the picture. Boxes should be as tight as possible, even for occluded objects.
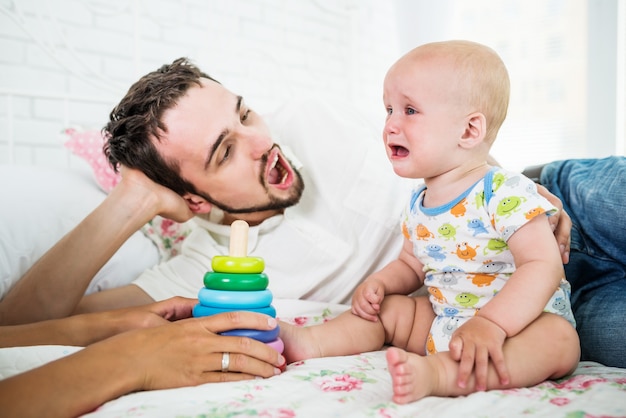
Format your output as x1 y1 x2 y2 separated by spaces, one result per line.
401 167 576 354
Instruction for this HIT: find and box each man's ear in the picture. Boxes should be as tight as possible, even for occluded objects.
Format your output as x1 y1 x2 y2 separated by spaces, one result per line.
460 112 487 149
183 193 213 214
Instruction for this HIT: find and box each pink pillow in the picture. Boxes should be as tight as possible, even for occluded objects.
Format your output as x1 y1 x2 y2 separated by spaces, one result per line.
63 128 121 193
63 127 192 260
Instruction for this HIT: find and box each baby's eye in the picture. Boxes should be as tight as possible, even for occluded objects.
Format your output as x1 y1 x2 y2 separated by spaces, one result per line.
386 107 393 116
406 108 416 115
241 109 251 122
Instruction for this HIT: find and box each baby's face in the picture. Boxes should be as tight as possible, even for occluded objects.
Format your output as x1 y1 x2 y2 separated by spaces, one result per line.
381 54 471 180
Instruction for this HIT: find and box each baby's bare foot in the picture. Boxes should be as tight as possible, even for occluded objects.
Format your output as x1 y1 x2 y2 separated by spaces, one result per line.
386 347 438 404
278 321 322 364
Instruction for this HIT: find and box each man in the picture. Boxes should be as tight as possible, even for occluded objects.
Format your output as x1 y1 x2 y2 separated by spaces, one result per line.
0 58 411 323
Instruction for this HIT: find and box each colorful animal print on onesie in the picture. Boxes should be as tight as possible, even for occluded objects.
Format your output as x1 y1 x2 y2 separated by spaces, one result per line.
402 167 576 354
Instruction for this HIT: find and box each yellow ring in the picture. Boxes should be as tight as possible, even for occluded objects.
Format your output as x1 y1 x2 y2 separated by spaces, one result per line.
211 255 265 274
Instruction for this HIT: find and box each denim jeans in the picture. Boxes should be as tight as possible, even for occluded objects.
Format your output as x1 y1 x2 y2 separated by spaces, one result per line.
541 156 626 368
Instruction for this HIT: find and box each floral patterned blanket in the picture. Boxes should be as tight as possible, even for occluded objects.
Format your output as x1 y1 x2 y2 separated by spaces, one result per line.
1 300 625 417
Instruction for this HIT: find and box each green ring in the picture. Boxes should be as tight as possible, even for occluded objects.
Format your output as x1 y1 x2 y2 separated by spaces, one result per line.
211 256 265 274
204 272 269 291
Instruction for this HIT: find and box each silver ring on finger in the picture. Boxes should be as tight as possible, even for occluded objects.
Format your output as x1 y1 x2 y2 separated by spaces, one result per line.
221 352 230 372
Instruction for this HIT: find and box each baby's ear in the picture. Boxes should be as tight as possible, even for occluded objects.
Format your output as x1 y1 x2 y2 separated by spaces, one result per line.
460 112 487 148
183 193 213 214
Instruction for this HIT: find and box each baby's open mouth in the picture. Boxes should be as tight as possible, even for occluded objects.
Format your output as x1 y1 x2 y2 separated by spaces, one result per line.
391 145 409 157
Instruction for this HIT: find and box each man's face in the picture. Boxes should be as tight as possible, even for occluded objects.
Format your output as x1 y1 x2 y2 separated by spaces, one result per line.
156 78 303 215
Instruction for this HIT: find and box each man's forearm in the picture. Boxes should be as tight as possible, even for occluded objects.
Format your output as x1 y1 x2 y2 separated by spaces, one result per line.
0 185 157 325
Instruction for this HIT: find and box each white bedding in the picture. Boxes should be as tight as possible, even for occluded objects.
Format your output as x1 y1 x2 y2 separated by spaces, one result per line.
1 300 625 418
0 164 160 298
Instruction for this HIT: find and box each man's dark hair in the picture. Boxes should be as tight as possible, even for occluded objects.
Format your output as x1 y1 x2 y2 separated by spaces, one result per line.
103 57 219 195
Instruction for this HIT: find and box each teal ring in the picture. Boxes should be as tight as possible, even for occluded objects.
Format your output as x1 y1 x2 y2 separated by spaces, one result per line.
192 304 277 318
198 288 273 309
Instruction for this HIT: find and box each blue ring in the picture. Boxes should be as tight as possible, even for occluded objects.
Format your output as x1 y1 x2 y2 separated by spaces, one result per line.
198 288 273 309
220 325 280 343
192 304 277 318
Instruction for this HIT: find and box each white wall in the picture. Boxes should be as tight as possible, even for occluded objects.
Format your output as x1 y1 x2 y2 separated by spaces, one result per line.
0 0 400 166
1 0 622 169
392 0 625 170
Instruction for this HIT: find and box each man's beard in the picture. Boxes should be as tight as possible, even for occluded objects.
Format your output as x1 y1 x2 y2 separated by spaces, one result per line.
196 166 305 215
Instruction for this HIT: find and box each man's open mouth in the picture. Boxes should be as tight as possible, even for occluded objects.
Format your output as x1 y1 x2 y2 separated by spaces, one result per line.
266 149 293 188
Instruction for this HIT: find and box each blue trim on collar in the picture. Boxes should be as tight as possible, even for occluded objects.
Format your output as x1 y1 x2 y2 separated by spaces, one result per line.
414 167 498 216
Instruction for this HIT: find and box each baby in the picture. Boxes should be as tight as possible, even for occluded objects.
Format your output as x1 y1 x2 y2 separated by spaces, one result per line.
280 40 579 404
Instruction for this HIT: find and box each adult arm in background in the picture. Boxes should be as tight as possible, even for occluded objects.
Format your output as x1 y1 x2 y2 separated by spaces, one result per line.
0 306 285 418
0 168 194 325
0 297 198 348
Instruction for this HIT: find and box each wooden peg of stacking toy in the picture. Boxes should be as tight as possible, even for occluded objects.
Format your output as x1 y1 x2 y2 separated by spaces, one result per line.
229 219 248 257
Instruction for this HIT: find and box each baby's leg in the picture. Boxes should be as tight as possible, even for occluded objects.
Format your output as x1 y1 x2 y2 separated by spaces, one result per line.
279 309 384 363
280 295 433 363
378 294 434 355
386 313 580 404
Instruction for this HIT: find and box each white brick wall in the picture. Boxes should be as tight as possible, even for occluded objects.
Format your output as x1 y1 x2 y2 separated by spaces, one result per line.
0 0 400 166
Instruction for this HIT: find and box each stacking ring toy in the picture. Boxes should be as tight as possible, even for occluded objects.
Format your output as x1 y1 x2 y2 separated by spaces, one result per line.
212 255 265 274
266 337 285 353
198 288 273 309
193 221 279 324
221 325 280 343
192 304 277 318
204 272 269 291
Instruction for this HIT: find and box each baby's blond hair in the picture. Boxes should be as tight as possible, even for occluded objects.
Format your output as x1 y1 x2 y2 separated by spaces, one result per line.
407 40 510 143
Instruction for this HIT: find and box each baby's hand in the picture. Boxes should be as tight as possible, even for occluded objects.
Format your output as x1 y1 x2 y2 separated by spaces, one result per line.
448 316 509 391
351 279 385 321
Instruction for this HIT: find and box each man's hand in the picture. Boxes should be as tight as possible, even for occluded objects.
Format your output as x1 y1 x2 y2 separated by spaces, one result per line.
118 166 194 223
536 184 571 264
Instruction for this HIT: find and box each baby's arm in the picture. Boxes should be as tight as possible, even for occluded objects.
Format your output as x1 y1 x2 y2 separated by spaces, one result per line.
352 238 425 321
450 214 564 389
477 214 564 335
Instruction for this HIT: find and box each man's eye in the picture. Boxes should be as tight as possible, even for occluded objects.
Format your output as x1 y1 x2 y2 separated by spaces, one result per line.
241 109 251 122
221 145 231 163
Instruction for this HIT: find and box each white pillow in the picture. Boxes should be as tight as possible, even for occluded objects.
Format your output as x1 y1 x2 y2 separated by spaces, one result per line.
0 164 159 298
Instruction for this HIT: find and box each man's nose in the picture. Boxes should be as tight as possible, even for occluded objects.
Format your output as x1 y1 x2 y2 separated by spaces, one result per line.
240 126 273 159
